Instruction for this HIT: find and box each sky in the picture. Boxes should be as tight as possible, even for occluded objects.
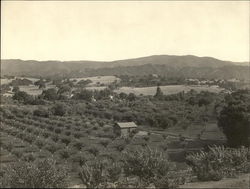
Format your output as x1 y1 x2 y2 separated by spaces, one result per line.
1 1 249 62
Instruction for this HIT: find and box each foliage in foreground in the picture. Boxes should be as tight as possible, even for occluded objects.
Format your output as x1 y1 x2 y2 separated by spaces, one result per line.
0 159 68 188
79 147 189 188
186 145 250 181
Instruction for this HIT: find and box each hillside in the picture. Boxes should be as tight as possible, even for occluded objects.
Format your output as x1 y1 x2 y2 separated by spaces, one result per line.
1 55 249 79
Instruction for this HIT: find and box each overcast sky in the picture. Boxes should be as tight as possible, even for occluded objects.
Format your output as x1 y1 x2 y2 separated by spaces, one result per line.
1 1 249 62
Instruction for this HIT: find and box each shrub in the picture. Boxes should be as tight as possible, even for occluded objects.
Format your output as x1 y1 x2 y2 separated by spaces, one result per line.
35 139 45 149
87 146 99 157
44 143 60 154
61 137 71 146
42 132 50 138
106 162 122 183
22 153 35 162
12 149 23 158
55 128 62 134
3 142 13 152
73 132 82 138
24 135 35 144
79 160 106 188
58 149 70 159
26 127 33 133
71 153 87 166
114 142 126 152
51 134 59 142
0 159 67 188
33 108 50 118
64 131 71 136
47 125 54 132
186 146 250 181
100 140 110 148
72 141 84 150
122 147 175 185
51 103 68 116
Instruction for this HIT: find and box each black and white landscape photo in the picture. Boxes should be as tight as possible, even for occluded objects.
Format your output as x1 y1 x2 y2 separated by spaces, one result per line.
1 1 250 188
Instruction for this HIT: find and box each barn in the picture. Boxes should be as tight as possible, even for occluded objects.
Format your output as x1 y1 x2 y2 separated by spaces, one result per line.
113 122 137 137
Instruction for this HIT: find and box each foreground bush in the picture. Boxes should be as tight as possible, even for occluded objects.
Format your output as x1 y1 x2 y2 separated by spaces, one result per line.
186 145 250 181
122 147 187 188
0 159 67 188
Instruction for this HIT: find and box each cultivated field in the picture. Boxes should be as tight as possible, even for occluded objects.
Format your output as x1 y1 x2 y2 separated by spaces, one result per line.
0 106 226 186
115 85 225 96
70 76 120 86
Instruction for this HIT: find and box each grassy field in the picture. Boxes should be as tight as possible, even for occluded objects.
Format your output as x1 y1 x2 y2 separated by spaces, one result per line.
19 85 56 96
1 77 40 85
70 76 120 86
115 85 225 96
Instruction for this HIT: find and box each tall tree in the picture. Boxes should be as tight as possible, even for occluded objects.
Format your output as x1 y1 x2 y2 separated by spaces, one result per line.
218 90 250 147
154 85 164 99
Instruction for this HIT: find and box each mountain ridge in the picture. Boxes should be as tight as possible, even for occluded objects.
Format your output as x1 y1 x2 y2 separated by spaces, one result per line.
1 55 249 79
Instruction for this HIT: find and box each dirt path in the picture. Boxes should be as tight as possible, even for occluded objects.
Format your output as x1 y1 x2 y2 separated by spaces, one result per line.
179 174 250 189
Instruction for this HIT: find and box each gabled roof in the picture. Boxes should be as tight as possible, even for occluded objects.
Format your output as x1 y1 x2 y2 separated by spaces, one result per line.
115 122 137 128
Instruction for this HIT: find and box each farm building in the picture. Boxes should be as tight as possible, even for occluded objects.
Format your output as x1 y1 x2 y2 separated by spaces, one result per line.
114 122 137 137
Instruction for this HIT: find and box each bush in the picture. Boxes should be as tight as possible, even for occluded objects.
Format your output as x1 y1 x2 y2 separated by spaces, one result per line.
0 159 67 188
72 141 84 150
79 159 106 188
122 147 176 186
87 146 99 157
21 153 35 162
35 139 45 149
71 153 87 166
73 132 83 139
186 146 250 181
100 140 110 148
44 143 60 154
55 128 62 134
51 103 68 116
61 137 71 146
58 149 70 159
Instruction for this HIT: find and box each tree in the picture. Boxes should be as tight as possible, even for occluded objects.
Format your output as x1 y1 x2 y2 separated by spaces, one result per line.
12 91 34 104
41 88 58 101
51 103 68 116
34 79 46 89
218 90 250 147
12 86 19 93
154 85 164 99
73 89 93 101
127 93 136 101
57 84 71 95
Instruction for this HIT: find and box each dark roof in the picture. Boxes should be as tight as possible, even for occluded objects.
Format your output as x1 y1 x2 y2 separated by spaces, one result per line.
115 122 137 129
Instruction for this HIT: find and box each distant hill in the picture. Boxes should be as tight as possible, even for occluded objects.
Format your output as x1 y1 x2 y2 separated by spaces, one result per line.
1 55 249 79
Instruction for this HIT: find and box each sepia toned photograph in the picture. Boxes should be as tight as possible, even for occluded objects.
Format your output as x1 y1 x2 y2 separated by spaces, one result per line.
0 1 250 188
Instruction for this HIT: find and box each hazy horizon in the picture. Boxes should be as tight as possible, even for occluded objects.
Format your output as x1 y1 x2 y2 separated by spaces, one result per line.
1 54 249 64
1 1 249 62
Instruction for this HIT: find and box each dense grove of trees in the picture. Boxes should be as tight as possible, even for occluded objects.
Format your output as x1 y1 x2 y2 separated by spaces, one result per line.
10 78 33 86
9 84 222 129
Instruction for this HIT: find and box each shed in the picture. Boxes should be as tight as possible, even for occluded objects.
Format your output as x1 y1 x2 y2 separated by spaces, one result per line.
113 122 137 137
